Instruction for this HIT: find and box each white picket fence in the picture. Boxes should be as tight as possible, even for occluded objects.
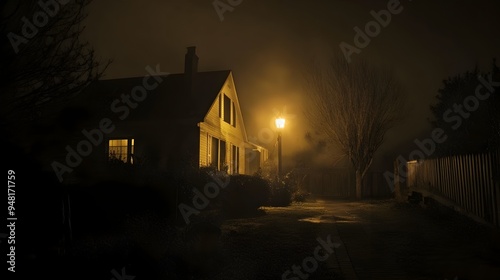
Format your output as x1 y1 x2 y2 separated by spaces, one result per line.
407 150 500 227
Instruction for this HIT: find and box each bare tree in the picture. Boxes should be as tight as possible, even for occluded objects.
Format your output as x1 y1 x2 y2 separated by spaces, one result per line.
0 0 109 251
305 56 405 199
0 0 109 131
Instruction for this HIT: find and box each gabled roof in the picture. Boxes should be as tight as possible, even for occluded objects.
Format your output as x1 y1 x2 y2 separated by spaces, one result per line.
74 70 231 124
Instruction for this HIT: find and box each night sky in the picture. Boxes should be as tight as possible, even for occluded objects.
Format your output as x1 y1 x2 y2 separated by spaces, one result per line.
83 0 500 169
3 2 500 278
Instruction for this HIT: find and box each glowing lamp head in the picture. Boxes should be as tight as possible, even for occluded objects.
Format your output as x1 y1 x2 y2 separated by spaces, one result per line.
275 117 285 129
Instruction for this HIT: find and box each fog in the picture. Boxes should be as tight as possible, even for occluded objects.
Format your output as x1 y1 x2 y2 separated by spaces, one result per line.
82 0 500 171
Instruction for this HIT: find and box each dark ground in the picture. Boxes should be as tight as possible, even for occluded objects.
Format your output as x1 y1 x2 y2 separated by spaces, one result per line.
16 199 500 280
203 199 500 280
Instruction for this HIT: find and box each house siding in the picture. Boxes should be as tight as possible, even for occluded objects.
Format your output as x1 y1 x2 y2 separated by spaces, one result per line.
199 130 208 167
199 72 249 174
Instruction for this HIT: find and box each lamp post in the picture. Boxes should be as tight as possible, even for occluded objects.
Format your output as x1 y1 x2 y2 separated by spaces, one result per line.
275 117 285 181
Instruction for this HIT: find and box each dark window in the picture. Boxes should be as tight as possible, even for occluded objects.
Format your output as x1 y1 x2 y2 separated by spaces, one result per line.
218 95 222 118
220 140 226 171
232 102 236 127
224 95 231 123
232 145 239 174
211 137 219 168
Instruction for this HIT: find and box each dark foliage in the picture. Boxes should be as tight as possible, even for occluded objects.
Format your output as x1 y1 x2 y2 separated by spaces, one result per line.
0 0 109 130
292 189 311 203
222 174 271 215
430 59 500 156
285 169 311 203
268 180 292 206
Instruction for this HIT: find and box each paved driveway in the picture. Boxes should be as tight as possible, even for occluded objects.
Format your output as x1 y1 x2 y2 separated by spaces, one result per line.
208 199 500 280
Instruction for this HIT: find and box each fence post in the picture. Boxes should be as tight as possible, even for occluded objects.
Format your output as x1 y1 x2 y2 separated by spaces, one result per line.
494 149 500 227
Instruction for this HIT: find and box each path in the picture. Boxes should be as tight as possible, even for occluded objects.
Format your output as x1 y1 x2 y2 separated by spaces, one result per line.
207 199 500 280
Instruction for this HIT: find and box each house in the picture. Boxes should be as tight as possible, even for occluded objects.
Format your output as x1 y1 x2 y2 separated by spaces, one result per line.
55 47 268 182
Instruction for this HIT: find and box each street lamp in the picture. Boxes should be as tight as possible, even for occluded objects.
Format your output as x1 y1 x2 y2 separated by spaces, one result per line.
275 117 285 180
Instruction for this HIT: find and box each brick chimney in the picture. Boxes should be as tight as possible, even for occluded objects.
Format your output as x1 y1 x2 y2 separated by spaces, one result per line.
184 46 198 98
185 46 198 76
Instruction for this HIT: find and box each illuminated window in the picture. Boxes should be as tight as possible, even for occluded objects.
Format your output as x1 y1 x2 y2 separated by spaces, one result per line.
108 138 134 163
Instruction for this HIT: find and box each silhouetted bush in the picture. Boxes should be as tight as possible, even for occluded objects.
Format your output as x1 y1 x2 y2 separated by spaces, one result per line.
222 174 270 215
254 164 308 206
292 189 311 202
68 163 207 235
269 180 292 206
69 181 173 236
